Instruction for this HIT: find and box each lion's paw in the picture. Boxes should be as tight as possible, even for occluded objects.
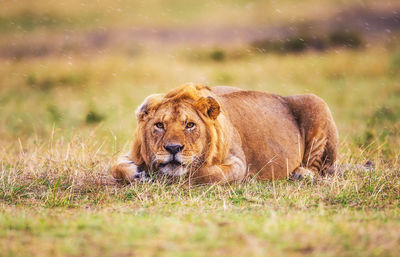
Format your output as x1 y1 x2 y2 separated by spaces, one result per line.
133 169 151 183
290 167 315 181
111 161 150 183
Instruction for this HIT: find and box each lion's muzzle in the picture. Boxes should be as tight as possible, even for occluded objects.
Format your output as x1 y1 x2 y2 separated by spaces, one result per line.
155 151 194 176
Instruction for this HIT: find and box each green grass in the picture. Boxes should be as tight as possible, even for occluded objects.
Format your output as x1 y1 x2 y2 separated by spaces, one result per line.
1 46 399 256
1 0 400 256
1 138 400 256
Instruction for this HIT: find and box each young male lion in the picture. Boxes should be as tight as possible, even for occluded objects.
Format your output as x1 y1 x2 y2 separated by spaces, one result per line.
111 84 338 183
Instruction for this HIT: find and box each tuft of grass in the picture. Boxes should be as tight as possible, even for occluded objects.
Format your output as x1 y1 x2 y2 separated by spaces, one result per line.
44 177 74 208
209 49 226 62
85 110 105 124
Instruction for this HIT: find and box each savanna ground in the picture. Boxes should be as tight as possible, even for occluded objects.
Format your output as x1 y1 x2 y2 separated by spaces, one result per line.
1 0 400 256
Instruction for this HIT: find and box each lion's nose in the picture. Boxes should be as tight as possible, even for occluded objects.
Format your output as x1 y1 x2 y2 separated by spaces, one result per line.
164 144 184 154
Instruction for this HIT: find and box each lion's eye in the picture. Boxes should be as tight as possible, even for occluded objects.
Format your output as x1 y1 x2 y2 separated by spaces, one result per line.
155 122 164 129
186 122 195 129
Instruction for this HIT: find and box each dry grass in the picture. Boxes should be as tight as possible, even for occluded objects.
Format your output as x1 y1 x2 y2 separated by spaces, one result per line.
1 132 400 256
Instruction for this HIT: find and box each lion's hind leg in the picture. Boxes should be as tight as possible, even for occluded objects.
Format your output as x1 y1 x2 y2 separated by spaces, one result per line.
290 167 314 180
286 94 339 177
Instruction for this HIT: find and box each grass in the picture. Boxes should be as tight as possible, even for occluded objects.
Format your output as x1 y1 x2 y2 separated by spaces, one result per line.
1 134 400 256
1 46 399 257
1 0 400 256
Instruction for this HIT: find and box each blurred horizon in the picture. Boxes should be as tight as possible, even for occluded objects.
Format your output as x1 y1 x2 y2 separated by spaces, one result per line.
0 0 399 59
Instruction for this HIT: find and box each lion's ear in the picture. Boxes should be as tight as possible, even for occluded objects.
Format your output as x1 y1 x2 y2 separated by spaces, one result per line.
135 94 163 121
194 96 221 120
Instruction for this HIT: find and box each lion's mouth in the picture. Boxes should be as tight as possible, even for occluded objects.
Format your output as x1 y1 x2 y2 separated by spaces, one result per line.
156 156 191 176
159 159 187 168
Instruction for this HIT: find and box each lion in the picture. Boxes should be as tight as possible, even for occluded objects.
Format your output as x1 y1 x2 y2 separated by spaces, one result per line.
111 83 338 183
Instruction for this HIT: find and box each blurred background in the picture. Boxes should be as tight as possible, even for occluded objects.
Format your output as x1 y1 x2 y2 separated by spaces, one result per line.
0 0 399 157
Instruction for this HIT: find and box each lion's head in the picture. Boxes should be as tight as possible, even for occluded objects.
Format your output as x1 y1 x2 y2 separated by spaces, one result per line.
130 84 230 177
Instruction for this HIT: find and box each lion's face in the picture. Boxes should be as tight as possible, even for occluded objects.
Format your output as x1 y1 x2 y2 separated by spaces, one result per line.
133 85 223 177
143 101 209 176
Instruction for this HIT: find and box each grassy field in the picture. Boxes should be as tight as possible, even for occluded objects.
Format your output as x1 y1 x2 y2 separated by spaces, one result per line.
1 0 400 256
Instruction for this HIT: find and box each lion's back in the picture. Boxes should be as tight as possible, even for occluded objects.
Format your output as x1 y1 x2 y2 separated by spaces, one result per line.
215 89 303 179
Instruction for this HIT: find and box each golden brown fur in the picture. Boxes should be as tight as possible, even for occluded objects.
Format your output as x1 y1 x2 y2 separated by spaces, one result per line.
111 84 338 183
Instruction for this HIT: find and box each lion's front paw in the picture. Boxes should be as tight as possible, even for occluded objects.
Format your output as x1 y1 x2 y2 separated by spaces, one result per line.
111 162 149 183
133 169 151 183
